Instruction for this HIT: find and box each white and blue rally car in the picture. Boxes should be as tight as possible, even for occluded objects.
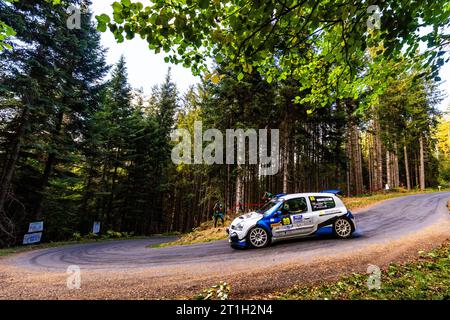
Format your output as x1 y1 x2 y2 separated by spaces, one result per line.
226 193 356 249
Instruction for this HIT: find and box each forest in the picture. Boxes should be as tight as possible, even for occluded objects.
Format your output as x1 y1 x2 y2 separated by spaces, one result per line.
0 0 449 246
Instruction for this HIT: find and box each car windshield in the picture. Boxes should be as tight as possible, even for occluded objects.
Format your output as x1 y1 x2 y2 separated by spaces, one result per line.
257 199 283 216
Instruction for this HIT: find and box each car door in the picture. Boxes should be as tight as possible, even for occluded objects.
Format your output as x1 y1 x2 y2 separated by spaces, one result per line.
271 197 314 239
309 195 343 226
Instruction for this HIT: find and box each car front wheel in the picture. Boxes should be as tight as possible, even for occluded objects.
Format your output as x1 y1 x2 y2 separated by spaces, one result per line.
247 227 271 248
333 217 353 239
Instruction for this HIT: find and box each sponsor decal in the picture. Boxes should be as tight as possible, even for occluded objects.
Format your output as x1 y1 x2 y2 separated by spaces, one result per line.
317 197 333 202
270 222 281 228
282 217 292 225
292 215 303 221
319 209 341 216
303 217 312 223
293 216 312 226
328 210 341 214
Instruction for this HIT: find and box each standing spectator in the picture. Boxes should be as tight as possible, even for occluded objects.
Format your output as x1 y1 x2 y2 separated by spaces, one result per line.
213 201 224 227
262 191 274 203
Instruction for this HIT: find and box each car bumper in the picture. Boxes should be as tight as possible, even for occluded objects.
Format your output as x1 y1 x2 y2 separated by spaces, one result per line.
346 211 357 230
226 228 247 247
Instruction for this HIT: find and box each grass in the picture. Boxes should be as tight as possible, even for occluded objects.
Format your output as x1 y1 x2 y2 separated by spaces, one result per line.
274 241 450 300
151 188 450 248
150 219 231 248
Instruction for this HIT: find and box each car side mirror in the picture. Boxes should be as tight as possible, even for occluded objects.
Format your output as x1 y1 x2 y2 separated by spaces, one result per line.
274 211 281 218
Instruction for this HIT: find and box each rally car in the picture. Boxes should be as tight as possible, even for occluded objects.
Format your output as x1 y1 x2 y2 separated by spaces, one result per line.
226 193 356 249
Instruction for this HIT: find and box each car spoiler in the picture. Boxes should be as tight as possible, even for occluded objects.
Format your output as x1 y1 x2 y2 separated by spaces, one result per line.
320 189 343 196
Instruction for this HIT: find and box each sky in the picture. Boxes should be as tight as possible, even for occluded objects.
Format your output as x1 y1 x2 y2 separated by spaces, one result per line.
90 1 199 96
90 1 450 111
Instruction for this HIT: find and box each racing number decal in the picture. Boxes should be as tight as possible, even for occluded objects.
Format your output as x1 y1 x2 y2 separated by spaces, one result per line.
270 222 281 228
282 217 292 225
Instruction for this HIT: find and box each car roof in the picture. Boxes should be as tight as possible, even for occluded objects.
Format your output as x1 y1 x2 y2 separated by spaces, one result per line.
278 193 336 201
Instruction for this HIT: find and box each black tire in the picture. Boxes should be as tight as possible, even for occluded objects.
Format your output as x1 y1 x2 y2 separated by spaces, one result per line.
333 217 353 239
246 226 271 248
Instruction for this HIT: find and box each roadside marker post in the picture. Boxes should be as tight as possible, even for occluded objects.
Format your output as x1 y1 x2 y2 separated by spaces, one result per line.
93 221 101 234
28 221 44 233
23 232 42 245
23 221 44 245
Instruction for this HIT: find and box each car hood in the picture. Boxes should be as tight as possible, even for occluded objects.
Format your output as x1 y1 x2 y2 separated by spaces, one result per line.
232 211 262 225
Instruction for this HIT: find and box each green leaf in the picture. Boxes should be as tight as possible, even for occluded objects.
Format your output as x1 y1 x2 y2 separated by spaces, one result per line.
135 2 143 10
97 22 107 32
198 0 209 9
112 2 123 13
96 14 111 24
121 0 131 7
237 72 244 81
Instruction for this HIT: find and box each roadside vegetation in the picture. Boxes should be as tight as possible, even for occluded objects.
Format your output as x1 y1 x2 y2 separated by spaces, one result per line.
150 219 231 248
190 241 449 300
151 188 449 248
194 282 231 300
275 241 450 300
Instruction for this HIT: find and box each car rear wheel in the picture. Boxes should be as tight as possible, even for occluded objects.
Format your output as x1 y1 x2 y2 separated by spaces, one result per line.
333 217 353 239
247 227 271 248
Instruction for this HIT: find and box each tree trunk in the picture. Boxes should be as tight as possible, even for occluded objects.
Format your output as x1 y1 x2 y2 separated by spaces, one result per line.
386 150 391 189
235 165 242 213
282 118 289 194
419 136 425 190
394 144 399 188
415 151 419 188
354 127 363 194
373 119 383 191
404 144 411 190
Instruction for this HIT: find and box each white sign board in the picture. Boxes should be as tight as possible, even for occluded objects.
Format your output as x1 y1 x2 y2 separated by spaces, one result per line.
28 221 44 233
23 232 42 245
92 221 101 234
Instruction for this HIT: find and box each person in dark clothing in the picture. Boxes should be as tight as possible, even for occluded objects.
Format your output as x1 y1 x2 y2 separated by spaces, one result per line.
262 191 274 203
212 201 224 227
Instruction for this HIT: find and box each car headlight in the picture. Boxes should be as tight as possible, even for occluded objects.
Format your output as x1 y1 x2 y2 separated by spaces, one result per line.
236 222 244 231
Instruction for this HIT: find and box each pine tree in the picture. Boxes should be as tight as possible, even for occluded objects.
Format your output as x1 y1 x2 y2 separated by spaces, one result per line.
84 56 133 230
0 0 108 245
149 68 179 231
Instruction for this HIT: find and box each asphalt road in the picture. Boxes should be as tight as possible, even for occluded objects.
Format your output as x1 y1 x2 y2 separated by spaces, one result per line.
7 192 450 272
